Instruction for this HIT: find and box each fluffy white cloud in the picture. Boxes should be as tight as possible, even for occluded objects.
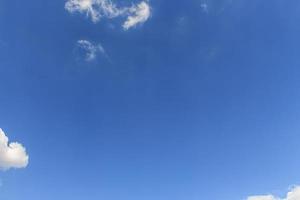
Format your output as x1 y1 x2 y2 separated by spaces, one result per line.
286 187 300 200
65 0 151 30
247 186 300 200
0 129 29 170
77 40 105 61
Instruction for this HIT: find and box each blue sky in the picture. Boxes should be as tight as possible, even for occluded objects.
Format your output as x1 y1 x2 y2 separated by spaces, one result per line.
1 0 300 199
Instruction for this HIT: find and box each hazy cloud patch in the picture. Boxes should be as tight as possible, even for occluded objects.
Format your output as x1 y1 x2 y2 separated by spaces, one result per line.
247 186 300 200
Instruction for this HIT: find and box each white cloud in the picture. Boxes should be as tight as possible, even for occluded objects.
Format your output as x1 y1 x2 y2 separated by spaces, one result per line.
77 40 105 61
247 186 300 200
0 129 29 170
65 0 123 23
123 2 151 30
65 0 151 30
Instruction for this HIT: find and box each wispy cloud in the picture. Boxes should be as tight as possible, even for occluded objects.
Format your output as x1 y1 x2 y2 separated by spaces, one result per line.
247 186 300 200
65 0 151 30
65 0 123 23
123 2 151 30
77 40 106 61
0 129 29 171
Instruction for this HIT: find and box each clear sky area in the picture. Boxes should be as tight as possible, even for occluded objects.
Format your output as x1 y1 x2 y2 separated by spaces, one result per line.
0 0 300 200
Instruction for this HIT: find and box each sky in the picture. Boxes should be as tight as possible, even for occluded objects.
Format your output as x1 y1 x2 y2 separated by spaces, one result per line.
1 0 300 199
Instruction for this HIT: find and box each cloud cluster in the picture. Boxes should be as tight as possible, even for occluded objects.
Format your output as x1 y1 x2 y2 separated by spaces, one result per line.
65 0 151 30
247 186 300 200
0 129 29 170
77 40 105 61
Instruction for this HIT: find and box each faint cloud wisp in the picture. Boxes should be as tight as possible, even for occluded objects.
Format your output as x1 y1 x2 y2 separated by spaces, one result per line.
77 40 106 62
200 3 208 13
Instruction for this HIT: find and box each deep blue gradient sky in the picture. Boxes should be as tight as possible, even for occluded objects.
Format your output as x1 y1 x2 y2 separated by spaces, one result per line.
1 0 300 199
